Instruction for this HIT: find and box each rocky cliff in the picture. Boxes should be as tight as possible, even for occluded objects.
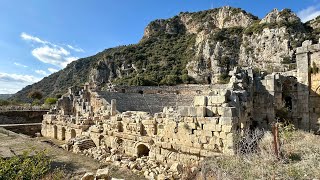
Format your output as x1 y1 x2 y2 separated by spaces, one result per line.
10 6 320 102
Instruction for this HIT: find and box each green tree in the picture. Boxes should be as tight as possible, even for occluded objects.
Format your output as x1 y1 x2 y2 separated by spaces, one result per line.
0 100 9 106
45 98 58 105
28 91 43 105
160 74 179 85
28 91 43 100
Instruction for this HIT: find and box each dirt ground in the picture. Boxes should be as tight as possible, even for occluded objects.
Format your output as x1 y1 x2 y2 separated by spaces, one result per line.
0 128 145 180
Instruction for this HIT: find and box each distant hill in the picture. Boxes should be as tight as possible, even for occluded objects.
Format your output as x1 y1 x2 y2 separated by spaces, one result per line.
10 6 320 102
0 94 12 100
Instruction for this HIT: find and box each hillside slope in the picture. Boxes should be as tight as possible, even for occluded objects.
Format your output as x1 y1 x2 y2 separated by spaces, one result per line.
10 6 319 102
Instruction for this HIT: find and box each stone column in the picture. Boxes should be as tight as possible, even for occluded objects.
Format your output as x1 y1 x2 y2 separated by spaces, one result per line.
111 99 117 116
296 41 311 130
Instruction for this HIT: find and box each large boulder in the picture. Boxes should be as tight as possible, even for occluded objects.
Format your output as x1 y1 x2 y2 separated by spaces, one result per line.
95 167 110 180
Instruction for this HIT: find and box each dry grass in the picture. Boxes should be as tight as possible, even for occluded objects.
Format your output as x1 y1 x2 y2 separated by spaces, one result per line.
189 128 320 180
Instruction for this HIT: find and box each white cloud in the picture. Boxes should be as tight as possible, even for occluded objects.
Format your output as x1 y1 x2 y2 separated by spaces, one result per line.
21 33 82 68
0 72 42 94
0 72 40 84
298 5 320 22
48 68 59 73
67 45 84 52
31 45 78 68
21 32 48 44
35 70 48 76
0 87 17 94
14 62 28 68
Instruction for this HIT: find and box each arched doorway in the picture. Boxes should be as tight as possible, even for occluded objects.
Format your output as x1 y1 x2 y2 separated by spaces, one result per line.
53 125 57 139
137 144 150 157
284 96 293 111
61 127 66 140
71 129 76 138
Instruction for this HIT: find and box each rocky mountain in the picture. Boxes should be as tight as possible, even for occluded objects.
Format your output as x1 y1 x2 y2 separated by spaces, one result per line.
10 6 320 102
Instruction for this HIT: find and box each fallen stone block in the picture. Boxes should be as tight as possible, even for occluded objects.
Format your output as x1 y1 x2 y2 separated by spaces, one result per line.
95 167 110 180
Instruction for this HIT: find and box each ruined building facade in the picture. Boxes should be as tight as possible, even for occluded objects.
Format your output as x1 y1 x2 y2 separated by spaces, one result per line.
41 40 320 164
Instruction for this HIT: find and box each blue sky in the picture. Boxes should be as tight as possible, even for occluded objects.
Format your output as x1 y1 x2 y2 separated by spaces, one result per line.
0 0 319 94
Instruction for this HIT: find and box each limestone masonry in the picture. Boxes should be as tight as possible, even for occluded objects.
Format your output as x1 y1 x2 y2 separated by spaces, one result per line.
41 40 320 165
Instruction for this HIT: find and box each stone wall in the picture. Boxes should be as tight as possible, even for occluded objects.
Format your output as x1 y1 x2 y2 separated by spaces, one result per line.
296 40 320 131
41 68 252 164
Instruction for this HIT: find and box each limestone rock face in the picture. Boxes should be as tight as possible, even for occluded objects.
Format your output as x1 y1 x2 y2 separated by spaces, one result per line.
260 8 300 24
239 27 294 70
144 6 257 38
88 6 310 86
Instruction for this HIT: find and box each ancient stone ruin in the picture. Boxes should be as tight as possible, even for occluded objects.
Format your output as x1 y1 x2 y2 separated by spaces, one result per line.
41 40 320 167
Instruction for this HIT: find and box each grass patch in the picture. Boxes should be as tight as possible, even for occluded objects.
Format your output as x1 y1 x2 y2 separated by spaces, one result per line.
188 128 320 179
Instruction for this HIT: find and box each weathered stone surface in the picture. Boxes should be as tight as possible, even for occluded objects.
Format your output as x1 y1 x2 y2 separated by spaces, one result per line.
96 168 110 180
194 96 207 106
169 162 183 173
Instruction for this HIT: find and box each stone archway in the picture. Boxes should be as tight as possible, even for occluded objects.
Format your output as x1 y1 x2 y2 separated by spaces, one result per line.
71 129 76 138
61 127 66 140
137 144 150 157
53 125 57 139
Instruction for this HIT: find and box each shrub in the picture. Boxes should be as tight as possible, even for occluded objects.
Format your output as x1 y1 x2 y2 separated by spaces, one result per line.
28 91 43 100
55 94 62 99
180 74 194 84
281 56 291 64
160 74 180 85
0 150 51 179
0 100 10 106
45 98 58 105
218 74 231 84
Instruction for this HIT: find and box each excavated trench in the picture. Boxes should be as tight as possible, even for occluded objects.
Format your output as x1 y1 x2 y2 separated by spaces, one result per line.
0 110 47 137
